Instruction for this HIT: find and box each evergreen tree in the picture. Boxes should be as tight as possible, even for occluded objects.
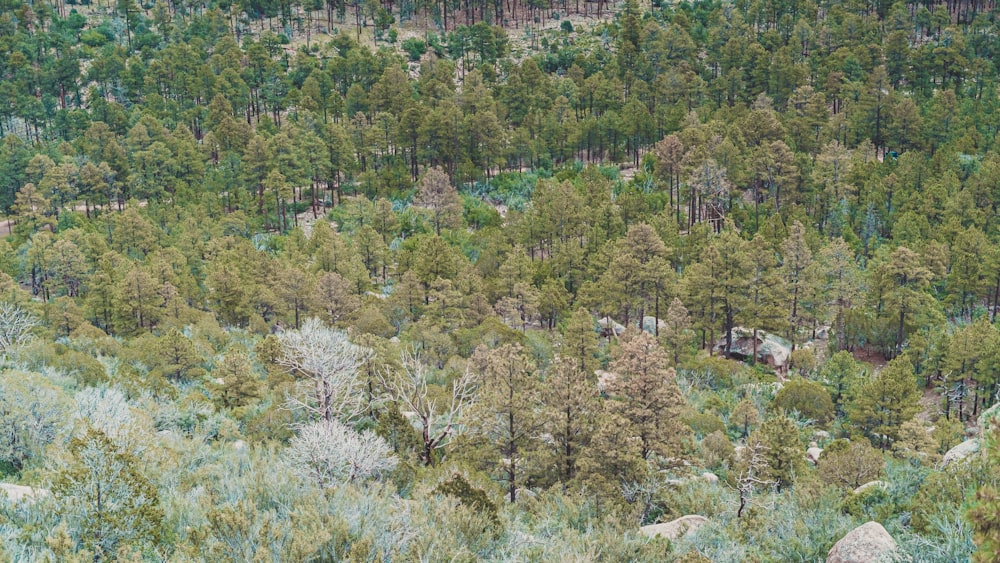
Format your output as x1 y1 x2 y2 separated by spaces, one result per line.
849 357 922 451
469 343 542 503
607 329 688 462
53 427 163 561
751 415 801 492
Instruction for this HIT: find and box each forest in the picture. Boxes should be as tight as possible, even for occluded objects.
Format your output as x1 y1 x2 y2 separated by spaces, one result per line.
2 0 1000 558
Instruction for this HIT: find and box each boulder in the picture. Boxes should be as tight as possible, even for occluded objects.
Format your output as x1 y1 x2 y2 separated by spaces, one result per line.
701 472 719 484
597 317 625 337
807 447 823 464
826 521 897 563
515 488 537 501
979 403 1000 434
641 316 667 335
942 439 979 467
0 483 50 504
814 430 831 441
853 481 887 495
640 515 710 541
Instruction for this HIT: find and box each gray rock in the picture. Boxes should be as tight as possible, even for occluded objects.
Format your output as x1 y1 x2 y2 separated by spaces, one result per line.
640 515 710 541
597 317 625 337
0 483 50 504
942 439 979 467
826 521 897 563
978 402 1000 433
701 472 719 484
853 481 887 495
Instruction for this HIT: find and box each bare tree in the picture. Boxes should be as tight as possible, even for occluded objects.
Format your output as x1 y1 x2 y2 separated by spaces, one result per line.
0 302 39 357
687 158 731 232
379 350 475 466
621 474 662 525
733 440 776 519
285 419 397 488
414 166 462 236
277 317 372 423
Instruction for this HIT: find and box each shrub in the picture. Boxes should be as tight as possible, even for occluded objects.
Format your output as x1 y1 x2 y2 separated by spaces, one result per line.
285 419 398 487
773 378 834 426
434 472 499 527
817 440 884 490
402 37 427 61
701 430 735 469
684 411 726 438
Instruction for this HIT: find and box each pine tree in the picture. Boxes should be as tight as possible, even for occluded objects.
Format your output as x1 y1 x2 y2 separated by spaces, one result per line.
608 329 688 462
714 229 753 357
780 221 820 350
731 398 759 439
751 415 802 492
876 246 934 357
469 343 543 503
819 237 860 351
415 166 462 236
210 347 263 411
849 357 922 451
661 297 694 366
968 428 1000 562
53 427 163 561
543 356 598 484
748 233 788 360
820 350 866 415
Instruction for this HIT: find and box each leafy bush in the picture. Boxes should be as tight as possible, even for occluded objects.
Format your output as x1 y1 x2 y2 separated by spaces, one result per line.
402 37 427 61
684 411 726 438
773 378 834 426
433 473 499 527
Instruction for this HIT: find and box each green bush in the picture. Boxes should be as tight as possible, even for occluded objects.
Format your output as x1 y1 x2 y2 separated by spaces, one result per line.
773 378 835 426
684 411 726 438
433 473 500 527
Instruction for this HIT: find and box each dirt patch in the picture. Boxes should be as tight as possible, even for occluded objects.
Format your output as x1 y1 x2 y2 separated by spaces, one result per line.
851 347 887 368
918 388 943 422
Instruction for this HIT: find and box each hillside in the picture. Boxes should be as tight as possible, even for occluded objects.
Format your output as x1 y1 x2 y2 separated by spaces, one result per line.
1 0 1000 559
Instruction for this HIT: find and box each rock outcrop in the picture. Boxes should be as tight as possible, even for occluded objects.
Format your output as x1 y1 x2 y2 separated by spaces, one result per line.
826 522 897 563
942 438 979 467
640 515 710 541
597 317 625 337
0 483 50 504
853 481 887 495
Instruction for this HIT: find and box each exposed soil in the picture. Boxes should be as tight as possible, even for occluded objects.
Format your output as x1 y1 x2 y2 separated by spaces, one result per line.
851 347 888 369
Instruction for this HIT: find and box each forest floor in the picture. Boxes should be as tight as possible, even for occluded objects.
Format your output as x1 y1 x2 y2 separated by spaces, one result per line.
918 388 943 423
271 1 634 57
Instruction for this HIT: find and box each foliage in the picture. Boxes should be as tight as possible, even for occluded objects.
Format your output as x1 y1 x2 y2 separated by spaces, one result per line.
285 418 398 488
52 427 163 560
1 0 1000 557
773 378 835 426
